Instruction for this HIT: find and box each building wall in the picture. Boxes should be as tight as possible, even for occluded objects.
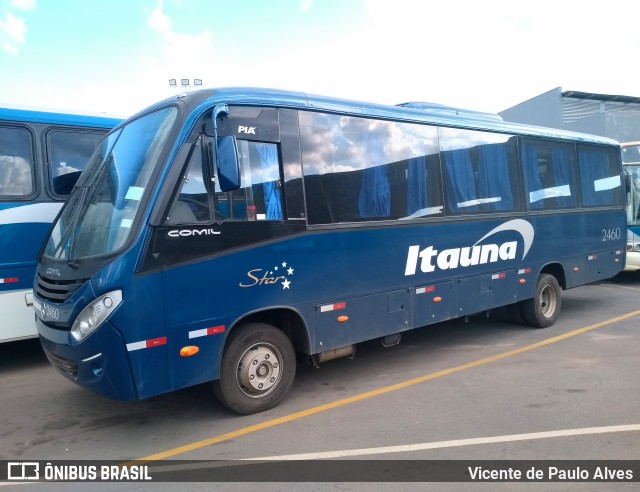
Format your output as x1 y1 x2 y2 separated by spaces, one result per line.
500 87 564 128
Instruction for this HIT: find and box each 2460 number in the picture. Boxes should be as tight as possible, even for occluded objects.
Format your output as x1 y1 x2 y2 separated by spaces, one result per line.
602 228 622 241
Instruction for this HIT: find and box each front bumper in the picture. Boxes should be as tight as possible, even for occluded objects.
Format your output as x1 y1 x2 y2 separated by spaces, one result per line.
624 250 640 271
37 316 138 401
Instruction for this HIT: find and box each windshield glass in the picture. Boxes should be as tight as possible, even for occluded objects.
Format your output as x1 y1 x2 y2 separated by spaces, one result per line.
626 164 640 227
44 107 178 261
622 144 640 164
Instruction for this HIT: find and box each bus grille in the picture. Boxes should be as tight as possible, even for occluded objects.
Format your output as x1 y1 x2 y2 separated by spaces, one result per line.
45 351 78 379
36 274 87 303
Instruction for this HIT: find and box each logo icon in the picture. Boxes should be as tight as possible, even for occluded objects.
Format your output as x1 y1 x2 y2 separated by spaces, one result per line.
7 462 40 480
240 261 295 290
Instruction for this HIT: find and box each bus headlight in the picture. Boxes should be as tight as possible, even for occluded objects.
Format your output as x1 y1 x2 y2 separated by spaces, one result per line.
71 290 123 342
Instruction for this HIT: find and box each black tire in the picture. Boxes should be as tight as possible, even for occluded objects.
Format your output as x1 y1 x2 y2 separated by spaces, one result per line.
521 274 561 328
213 323 296 415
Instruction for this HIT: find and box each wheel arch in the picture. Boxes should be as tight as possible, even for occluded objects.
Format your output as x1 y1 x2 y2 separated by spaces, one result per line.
223 307 311 356
540 262 567 289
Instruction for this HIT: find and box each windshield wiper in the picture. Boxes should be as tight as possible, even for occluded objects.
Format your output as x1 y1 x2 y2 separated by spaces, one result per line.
49 186 87 262
66 155 114 267
48 154 113 267
65 187 87 268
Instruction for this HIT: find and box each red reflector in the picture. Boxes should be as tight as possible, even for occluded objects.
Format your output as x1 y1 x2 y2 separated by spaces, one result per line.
0 277 18 284
321 302 347 312
416 286 435 294
146 337 167 348
207 326 225 335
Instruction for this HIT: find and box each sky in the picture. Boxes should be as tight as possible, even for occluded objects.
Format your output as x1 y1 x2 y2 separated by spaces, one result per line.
1 0 639 118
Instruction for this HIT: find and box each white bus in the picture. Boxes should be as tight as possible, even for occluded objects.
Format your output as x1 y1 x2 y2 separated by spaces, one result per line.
621 141 640 271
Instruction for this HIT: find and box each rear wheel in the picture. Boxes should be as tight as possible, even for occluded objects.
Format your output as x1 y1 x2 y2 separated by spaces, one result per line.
521 273 561 328
213 323 296 415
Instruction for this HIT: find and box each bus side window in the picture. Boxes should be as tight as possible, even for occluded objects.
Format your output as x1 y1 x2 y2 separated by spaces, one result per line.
520 139 578 210
298 111 444 224
0 126 34 198
440 128 520 214
166 137 212 224
47 130 106 196
577 145 624 207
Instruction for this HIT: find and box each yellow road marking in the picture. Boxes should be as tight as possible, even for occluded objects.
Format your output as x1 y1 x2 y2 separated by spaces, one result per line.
136 309 640 462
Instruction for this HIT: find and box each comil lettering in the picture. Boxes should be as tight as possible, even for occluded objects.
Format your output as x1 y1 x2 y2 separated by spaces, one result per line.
168 228 221 238
404 219 534 276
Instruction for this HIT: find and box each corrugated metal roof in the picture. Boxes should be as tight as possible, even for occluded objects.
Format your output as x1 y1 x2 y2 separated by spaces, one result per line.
561 90 640 124
562 90 640 105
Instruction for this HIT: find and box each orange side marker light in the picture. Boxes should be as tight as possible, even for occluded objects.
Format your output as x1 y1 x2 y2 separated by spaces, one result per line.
180 346 200 357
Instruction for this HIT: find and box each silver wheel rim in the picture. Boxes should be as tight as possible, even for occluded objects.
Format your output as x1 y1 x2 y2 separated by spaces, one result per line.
539 284 557 318
236 343 283 398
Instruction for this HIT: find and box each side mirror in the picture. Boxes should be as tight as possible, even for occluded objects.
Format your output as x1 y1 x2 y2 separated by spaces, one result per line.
216 135 241 192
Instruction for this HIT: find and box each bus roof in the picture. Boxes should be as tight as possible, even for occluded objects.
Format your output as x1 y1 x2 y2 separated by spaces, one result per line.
138 87 620 147
0 106 122 129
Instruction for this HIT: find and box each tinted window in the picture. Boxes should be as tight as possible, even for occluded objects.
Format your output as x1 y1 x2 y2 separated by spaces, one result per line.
520 139 578 210
0 126 34 197
48 130 106 196
299 112 443 224
166 136 212 224
577 145 623 207
280 108 305 220
439 128 521 214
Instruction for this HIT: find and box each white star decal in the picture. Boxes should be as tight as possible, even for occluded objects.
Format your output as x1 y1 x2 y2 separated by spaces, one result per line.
287 267 294 276
282 278 291 289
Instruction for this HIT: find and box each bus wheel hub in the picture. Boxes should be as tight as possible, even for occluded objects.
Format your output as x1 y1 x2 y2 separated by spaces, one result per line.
237 344 281 395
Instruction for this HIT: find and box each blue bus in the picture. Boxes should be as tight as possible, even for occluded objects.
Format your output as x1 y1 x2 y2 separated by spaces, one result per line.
621 142 640 271
33 88 626 414
0 106 120 343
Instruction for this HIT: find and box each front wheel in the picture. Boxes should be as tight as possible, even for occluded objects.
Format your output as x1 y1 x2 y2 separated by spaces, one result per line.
213 323 296 415
521 274 561 328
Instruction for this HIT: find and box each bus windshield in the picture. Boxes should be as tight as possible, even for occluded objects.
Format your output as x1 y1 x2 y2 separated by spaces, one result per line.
626 163 640 227
622 142 640 165
44 107 178 261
